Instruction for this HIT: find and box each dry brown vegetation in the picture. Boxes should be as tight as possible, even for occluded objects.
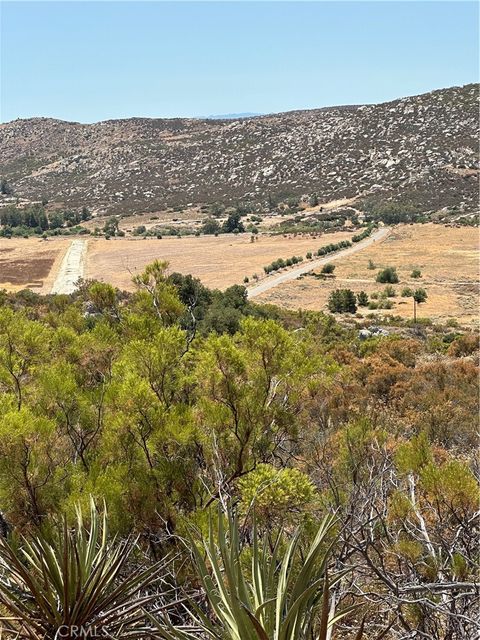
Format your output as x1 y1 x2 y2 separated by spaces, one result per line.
256 224 479 325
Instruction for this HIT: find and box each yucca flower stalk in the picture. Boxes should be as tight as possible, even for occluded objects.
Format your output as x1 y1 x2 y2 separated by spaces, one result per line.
151 508 362 640
0 499 166 640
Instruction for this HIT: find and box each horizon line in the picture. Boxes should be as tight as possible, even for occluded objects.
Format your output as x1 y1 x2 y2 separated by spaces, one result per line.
1 81 477 126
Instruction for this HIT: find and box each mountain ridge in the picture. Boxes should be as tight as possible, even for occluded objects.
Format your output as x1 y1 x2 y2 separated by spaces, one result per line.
0 83 478 217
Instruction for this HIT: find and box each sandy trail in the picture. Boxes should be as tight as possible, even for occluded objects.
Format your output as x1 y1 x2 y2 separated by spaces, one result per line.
247 227 391 298
51 239 87 294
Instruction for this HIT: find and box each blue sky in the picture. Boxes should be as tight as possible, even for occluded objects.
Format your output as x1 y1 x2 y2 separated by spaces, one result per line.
1 1 478 122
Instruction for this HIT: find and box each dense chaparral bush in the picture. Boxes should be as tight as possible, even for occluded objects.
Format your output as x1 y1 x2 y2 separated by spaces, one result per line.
0 260 477 639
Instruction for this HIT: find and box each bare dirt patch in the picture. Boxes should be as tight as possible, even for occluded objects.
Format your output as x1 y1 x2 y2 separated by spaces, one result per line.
255 224 479 326
0 238 71 292
86 230 354 291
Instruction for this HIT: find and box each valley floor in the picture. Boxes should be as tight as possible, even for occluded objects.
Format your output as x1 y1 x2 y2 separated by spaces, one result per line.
0 223 478 326
256 224 479 326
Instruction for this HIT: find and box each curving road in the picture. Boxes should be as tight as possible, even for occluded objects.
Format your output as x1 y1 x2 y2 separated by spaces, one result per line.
247 226 391 298
51 239 87 294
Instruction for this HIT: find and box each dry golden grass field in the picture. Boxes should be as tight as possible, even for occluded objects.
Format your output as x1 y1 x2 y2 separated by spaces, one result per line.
0 230 352 292
0 224 478 327
256 224 479 326
86 230 353 290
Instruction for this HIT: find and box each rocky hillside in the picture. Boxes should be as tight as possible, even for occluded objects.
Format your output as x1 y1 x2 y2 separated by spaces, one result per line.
0 83 478 216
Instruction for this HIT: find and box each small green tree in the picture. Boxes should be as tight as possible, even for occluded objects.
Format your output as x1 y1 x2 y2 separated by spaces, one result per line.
321 263 336 275
0 178 13 195
411 268 422 279
201 218 221 234
48 210 64 230
103 216 119 236
376 267 399 283
222 211 244 233
413 288 428 322
328 289 357 313
309 192 319 207
357 291 369 306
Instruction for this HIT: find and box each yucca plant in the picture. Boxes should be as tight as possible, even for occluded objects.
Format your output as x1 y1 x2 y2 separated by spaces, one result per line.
151 509 362 640
0 499 165 639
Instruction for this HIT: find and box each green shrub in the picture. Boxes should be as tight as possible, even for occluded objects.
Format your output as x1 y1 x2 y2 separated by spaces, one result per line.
352 225 373 243
238 463 315 522
384 285 396 297
357 290 369 306
328 289 357 313
376 266 399 283
201 218 221 234
321 263 336 274
380 299 394 309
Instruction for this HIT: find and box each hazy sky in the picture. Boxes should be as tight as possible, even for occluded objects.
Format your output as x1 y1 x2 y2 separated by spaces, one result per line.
1 1 478 122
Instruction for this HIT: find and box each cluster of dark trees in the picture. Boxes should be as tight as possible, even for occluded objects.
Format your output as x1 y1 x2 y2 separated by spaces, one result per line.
328 284 428 317
201 210 245 235
0 204 91 236
327 288 359 313
351 224 374 242
363 201 427 225
263 254 304 274
316 238 352 256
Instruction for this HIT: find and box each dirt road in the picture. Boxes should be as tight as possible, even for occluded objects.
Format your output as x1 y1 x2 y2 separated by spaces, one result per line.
247 227 391 298
51 239 87 294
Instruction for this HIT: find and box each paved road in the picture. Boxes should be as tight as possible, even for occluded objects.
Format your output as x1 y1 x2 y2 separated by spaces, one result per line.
247 226 391 299
51 239 87 294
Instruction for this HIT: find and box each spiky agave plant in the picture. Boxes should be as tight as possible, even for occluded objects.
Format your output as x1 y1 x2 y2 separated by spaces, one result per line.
0 499 165 640
151 509 362 640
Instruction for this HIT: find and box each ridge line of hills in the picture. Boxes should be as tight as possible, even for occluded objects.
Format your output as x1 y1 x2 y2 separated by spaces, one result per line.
0 83 478 218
